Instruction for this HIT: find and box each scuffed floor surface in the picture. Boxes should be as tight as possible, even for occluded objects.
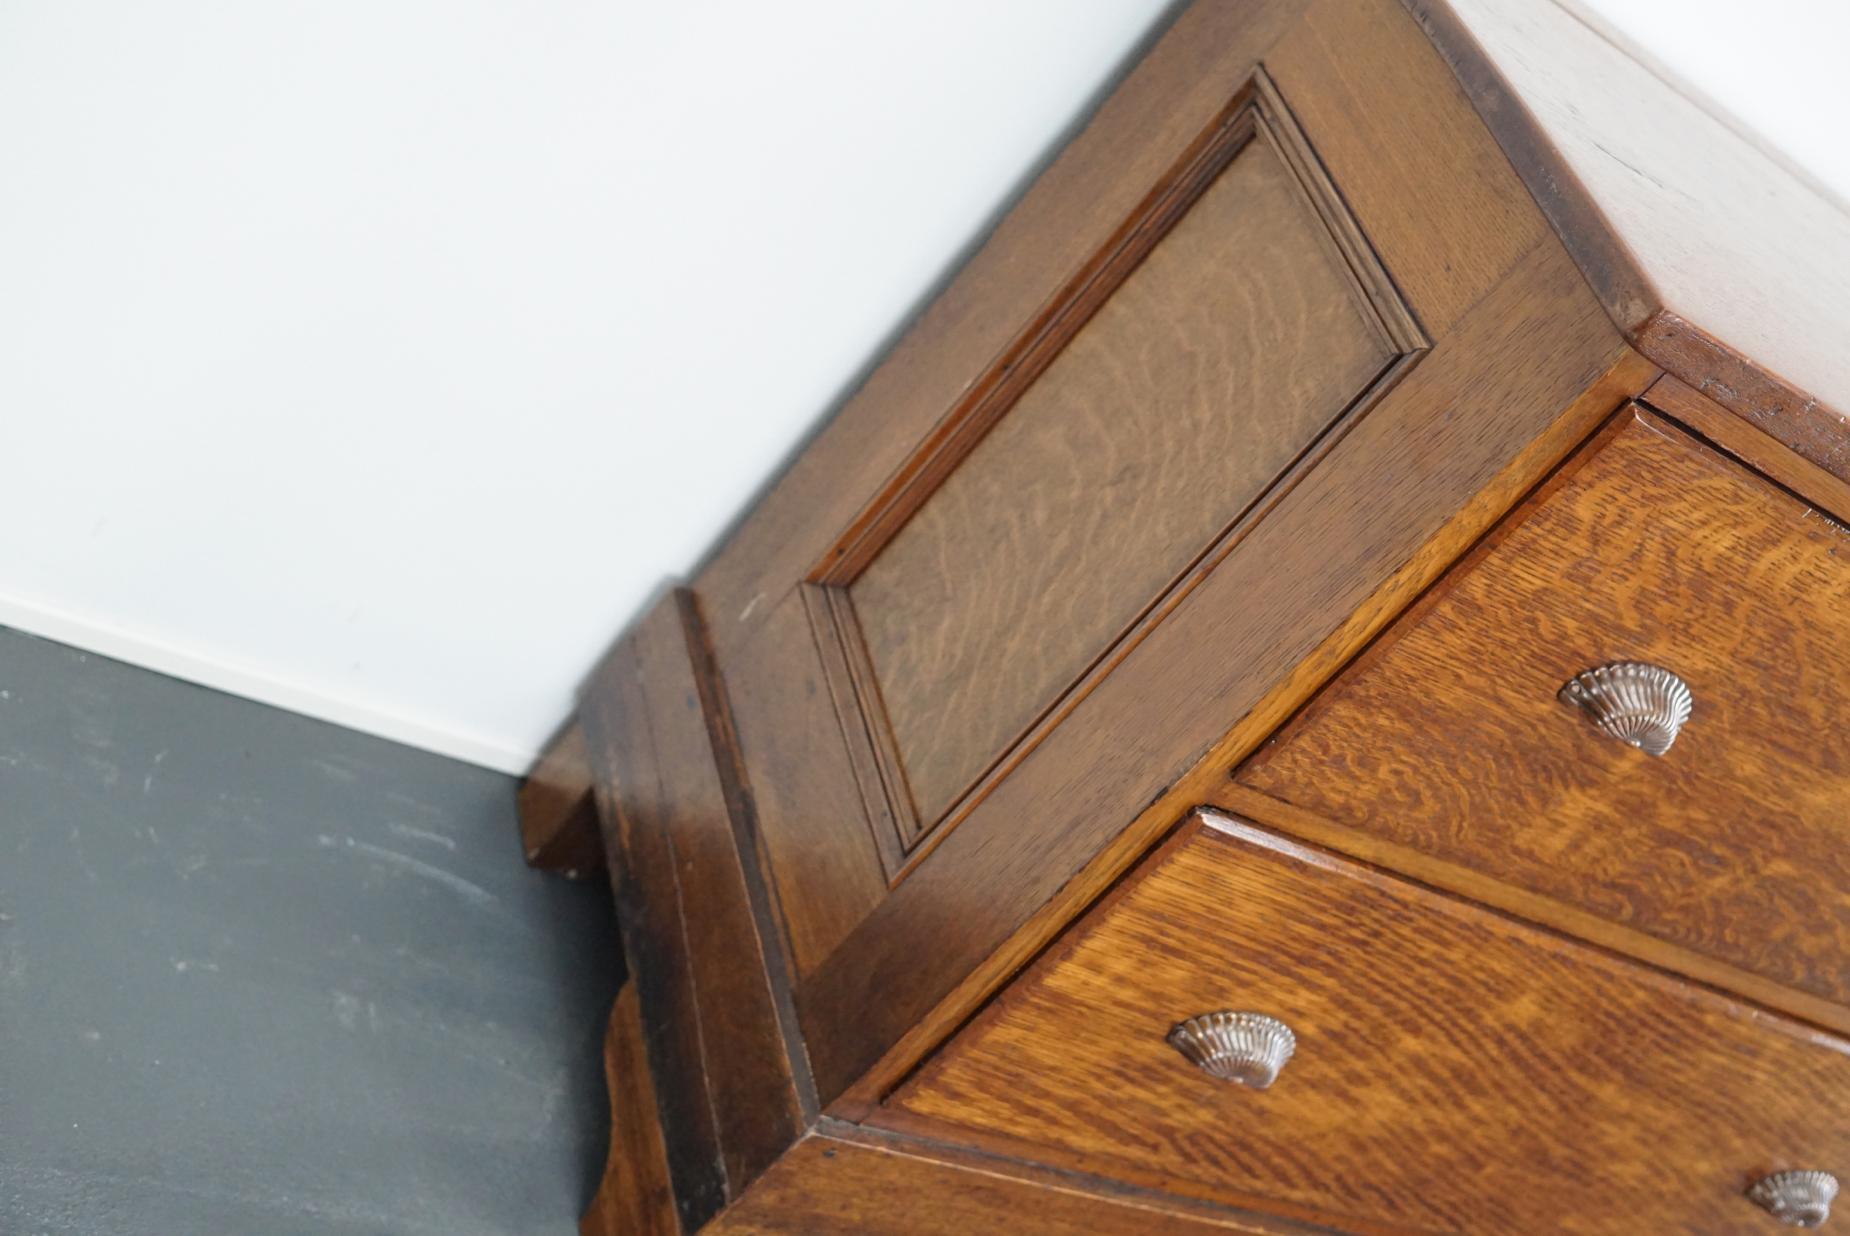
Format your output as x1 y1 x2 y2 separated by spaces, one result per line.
0 626 621 1235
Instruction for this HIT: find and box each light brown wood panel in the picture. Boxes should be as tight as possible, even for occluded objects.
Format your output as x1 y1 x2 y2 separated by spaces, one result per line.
707 0 1571 1041
1206 780 1850 1039
724 587 892 976
848 116 1403 833
887 815 1850 1234
697 0 1313 661
581 986 679 1236
1418 0 1850 465
708 1126 1322 1236
1239 407 1850 1008
807 237 1648 1110
696 0 1550 664
1646 372 1850 508
1267 0 1548 337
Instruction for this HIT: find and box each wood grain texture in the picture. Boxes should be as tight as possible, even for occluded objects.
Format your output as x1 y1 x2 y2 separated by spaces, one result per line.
1645 373 1850 516
1240 407 1850 1010
582 608 722 1226
581 985 679 1236
805 235 1644 1109
580 590 806 1228
715 0 1414 979
848 126 1398 832
1399 0 1654 334
1206 779 1850 1040
708 1126 1325 1236
1635 311 1850 484
888 815 1850 1234
730 587 891 976
1266 0 1548 336
834 338 1657 1121
1425 0 1850 448
697 0 1634 1107
516 719 604 877
696 0 1313 661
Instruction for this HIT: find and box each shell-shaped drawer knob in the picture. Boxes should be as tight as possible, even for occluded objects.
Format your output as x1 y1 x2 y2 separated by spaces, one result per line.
1749 1171 1840 1228
1558 661 1693 756
1166 1011 1296 1089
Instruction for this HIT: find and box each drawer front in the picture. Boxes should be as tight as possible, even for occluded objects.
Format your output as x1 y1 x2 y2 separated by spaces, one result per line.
887 813 1850 1234
1237 405 1850 1008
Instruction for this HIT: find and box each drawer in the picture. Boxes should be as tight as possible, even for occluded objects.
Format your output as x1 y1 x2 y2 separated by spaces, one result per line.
885 812 1850 1234
1238 405 1850 1011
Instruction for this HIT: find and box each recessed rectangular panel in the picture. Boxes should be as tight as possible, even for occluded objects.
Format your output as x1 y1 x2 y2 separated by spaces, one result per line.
847 128 1398 830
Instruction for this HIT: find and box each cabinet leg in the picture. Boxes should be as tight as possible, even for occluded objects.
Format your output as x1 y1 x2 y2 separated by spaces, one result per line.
518 718 604 879
582 986 678 1236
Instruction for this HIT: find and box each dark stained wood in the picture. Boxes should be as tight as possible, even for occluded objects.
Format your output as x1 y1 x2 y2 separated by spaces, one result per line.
1406 0 1850 476
516 719 603 878
527 0 1850 1228
809 236 1652 1111
834 335 1658 1123
580 589 808 1229
735 586 892 976
1636 312 1850 483
840 92 1415 838
708 1124 1327 1236
1645 372 1850 513
695 0 1653 1110
697 0 1317 665
715 0 1318 978
581 985 679 1236
1264 0 1549 336
885 814 1850 1234
1400 0 1656 335
678 591 819 1127
1239 406 1850 1011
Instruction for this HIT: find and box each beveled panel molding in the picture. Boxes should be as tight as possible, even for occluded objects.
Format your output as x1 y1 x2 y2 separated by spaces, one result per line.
805 70 1427 881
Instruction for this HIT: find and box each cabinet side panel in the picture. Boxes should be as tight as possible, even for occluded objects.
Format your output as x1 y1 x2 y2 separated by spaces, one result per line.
850 135 1393 828
582 592 806 1225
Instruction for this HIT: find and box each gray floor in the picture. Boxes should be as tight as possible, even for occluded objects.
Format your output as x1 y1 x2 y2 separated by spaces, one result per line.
0 626 622 1235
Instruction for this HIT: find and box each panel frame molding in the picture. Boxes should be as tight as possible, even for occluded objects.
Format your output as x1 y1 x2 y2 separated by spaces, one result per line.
802 69 1428 881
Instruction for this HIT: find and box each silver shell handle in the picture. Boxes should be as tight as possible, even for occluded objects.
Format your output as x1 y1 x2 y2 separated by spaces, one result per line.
1749 1170 1839 1227
1166 1011 1296 1089
1558 661 1693 756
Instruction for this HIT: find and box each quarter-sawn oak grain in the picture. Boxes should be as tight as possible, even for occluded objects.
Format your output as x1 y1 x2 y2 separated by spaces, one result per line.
849 131 1396 831
533 0 1850 1226
887 815 1850 1234
708 1126 1325 1236
804 234 1645 1110
1239 407 1850 1010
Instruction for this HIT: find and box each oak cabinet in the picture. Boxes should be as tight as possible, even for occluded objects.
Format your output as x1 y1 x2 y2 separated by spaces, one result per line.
887 813 1850 1235
1240 407 1850 1017
527 0 1850 1231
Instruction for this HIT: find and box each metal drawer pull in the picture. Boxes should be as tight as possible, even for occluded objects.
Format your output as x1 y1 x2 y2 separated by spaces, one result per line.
1558 661 1693 756
1748 1170 1839 1227
1166 1012 1296 1089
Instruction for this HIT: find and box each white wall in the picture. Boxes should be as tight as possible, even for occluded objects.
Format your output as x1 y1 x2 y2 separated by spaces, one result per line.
1 2 1843 772
1569 0 1850 207
0 0 1176 770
